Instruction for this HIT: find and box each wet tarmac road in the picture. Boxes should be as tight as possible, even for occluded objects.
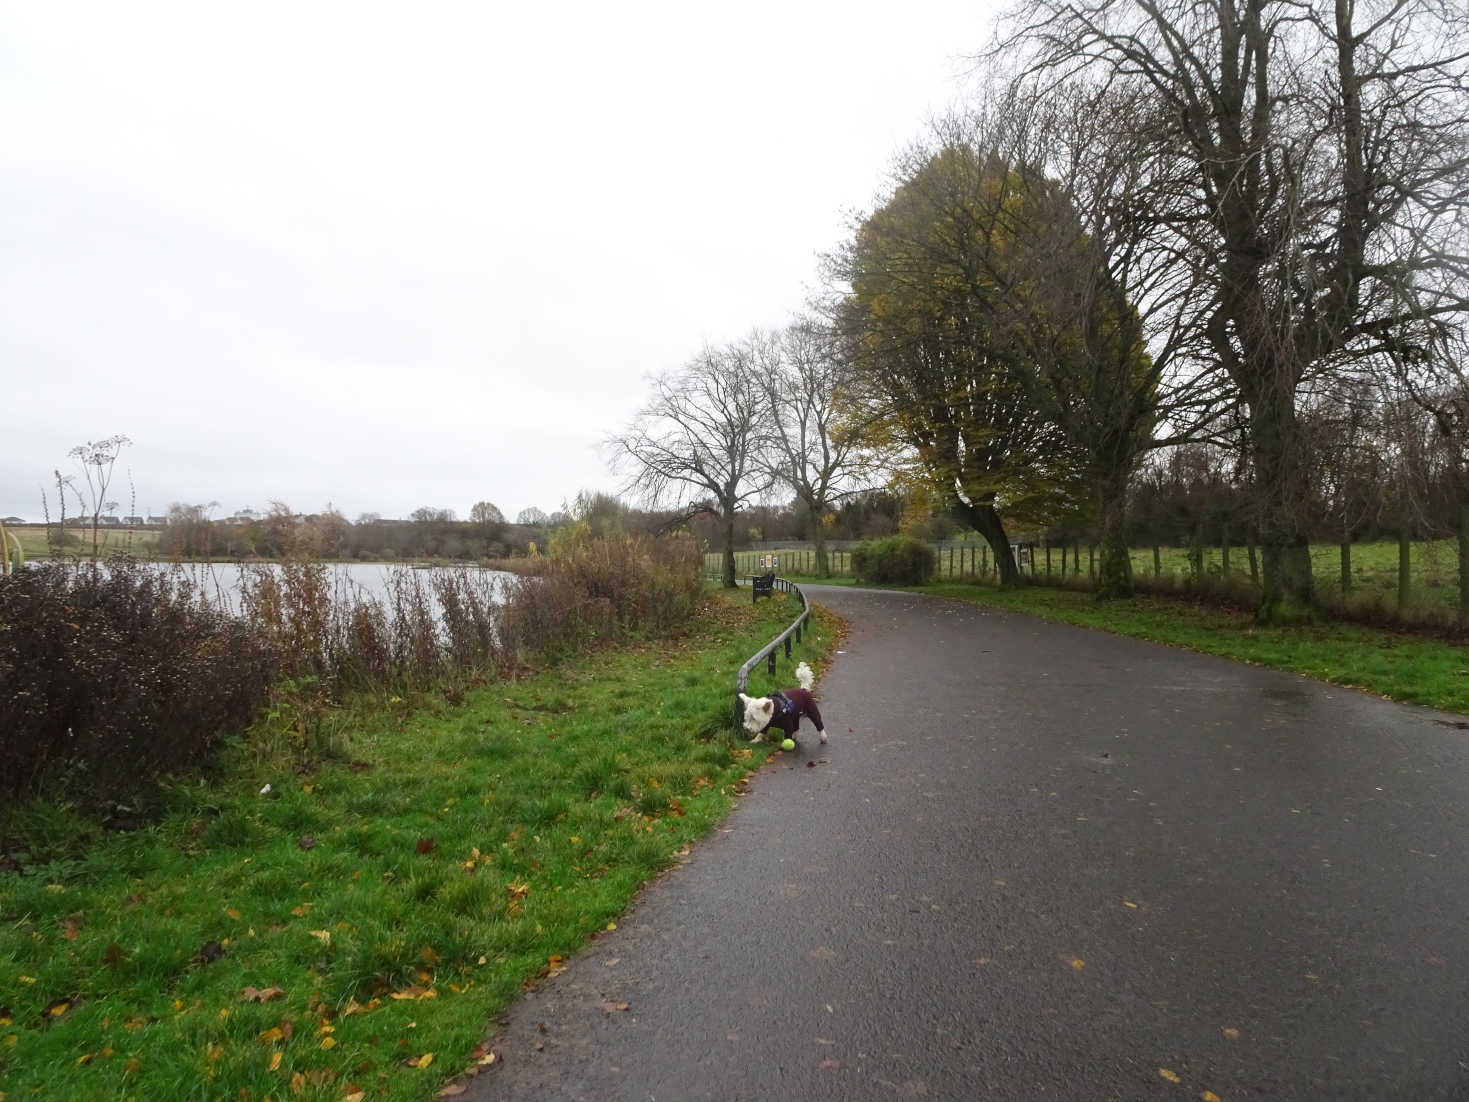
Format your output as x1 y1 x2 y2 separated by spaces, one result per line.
465 586 1469 1100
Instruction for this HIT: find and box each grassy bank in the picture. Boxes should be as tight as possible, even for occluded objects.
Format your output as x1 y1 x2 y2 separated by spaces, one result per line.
8 526 159 560
923 582 1469 715
0 588 835 1101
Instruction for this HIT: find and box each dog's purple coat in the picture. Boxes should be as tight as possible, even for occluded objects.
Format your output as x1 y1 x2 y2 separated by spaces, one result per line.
757 687 825 739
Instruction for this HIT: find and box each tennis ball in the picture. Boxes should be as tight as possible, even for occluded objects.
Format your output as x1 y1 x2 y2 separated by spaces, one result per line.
781 738 796 751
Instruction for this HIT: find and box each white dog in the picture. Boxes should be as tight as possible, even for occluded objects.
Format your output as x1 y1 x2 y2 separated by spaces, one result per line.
739 661 827 743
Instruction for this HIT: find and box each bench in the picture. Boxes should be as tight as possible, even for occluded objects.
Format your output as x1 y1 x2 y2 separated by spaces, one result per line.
751 571 776 603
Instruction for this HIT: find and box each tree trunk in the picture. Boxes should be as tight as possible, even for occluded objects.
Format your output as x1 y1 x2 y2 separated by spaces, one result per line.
1188 522 1204 582
1247 541 1259 584
1398 527 1411 617
721 511 737 588
812 524 830 579
1251 382 1316 620
1153 544 1161 577
957 501 1020 585
1340 540 1352 595
1096 482 1133 600
1221 527 1231 578
1459 503 1469 631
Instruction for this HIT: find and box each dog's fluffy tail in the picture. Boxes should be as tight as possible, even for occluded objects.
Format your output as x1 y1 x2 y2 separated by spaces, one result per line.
796 660 815 690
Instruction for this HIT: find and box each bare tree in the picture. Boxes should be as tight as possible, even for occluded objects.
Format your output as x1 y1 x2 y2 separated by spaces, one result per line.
980 86 1227 596
751 318 870 577
515 506 548 526
608 343 771 587
470 501 505 528
999 0 1469 619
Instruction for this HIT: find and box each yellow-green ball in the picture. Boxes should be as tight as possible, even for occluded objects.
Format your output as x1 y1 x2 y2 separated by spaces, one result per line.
781 738 795 751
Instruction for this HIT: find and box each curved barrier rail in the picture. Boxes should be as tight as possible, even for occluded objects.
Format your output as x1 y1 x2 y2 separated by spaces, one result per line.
731 576 811 729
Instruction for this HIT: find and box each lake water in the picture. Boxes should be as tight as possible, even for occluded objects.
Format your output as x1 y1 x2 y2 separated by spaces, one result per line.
25 560 519 618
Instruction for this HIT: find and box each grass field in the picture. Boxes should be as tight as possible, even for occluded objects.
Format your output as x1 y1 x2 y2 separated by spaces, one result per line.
922 582 1469 715
6 525 159 560
709 539 1466 615
0 587 834 1101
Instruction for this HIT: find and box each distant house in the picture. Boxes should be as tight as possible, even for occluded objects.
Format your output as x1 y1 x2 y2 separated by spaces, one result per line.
99 515 122 527
2 516 23 525
124 516 145 526
146 515 167 526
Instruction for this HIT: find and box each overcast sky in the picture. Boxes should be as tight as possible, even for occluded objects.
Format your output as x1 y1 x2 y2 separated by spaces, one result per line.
2 1 995 523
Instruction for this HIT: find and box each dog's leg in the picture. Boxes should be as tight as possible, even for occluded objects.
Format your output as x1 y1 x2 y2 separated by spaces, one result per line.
748 732 765 743
818 728 828 743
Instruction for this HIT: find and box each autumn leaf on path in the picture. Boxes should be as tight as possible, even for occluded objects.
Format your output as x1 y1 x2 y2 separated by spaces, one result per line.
598 1000 630 1013
1158 1067 1182 1083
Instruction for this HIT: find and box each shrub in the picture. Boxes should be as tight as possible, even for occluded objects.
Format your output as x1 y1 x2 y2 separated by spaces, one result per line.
0 558 276 801
851 535 937 585
500 530 703 660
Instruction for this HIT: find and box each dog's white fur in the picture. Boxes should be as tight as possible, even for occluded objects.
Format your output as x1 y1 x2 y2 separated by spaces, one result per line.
739 661 825 743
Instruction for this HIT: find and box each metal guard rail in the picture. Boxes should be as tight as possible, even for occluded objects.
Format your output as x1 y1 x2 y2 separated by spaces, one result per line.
733 576 810 728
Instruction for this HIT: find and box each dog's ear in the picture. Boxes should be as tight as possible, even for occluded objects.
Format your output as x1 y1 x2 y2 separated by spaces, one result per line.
737 693 751 706
759 699 774 717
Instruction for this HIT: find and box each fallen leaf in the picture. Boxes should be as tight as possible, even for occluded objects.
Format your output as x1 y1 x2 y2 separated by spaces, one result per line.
438 1086 467 1097
193 940 226 965
308 929 331 944
258 1027 285 1044
598 1000 630 1013
820 1058 841 1069
226 908 242 920
415 838 437 855
320 1036 336 1050
1222 1027 1240 1041
269 1051 282 1071
1202 1092 1222 1102
240 986 284 1003
290 1070 306 1094
1159 1068 1182 1083
102 943 124 967
420 945 441 965
43 1000 72 1020
298 836 316 851
291 903 312 917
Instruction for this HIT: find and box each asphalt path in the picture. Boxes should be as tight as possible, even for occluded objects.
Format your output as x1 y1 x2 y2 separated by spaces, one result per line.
466 585 1469 1101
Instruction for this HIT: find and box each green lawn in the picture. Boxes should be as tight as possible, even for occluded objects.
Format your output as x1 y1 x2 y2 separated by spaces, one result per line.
710 539 1466 617
923 582 1469 715
6 525 159 560
0 588 834 1101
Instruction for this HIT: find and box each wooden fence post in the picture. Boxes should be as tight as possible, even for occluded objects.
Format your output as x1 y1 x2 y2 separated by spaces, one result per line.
1340 539 1351 594
1153 544 1162 578
1088 544 1095 579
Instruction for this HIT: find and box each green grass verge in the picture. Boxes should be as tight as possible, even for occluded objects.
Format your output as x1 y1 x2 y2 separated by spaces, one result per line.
0 589 835 1101
921 582 1469 715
